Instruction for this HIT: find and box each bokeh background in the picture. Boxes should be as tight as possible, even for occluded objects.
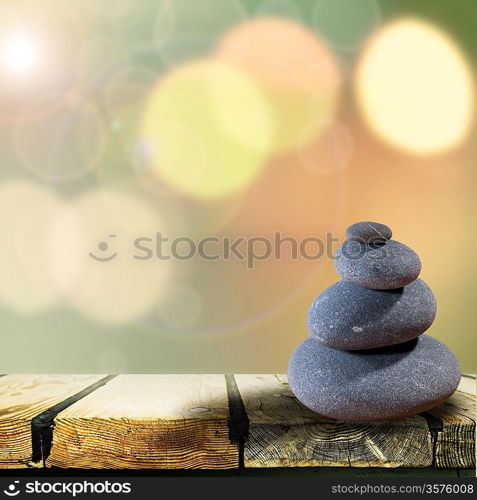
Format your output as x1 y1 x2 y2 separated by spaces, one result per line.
0 0 475 373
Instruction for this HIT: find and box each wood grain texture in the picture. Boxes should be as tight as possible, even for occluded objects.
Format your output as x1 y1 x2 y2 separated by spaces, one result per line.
0 374 474 470
0 375 105 468
46 375 238 469
427 374 475 469
235 374 433 468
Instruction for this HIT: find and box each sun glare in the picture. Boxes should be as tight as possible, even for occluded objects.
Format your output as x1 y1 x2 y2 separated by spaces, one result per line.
1 29 41 74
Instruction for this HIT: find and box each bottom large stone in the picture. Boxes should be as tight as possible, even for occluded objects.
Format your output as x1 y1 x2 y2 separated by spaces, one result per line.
288 335 460 421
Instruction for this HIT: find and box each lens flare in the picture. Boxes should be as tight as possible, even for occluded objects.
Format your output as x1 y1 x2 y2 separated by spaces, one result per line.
13 94 105 182
94 66 158 188
355 18 475 155
216 18 342 153
141 59 273 199
1 29 41 74
105 66 158 115
0 0 85 121
80 36 129 94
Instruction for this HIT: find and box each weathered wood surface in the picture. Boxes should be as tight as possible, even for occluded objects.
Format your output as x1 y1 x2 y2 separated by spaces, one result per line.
0 375 105 468
47 375 237 469
0 374 474 469
427 375 475 469
235 374 433 468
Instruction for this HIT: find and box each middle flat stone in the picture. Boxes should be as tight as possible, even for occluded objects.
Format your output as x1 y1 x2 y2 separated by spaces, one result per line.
307 278 436 350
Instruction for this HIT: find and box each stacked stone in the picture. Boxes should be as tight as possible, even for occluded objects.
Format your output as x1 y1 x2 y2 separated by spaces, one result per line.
288 221 460 421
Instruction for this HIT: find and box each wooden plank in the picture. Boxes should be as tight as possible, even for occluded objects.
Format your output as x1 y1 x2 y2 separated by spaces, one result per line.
47 374 238 469
1 374 473 470
427 374 475 469
0 375 106 468
235 374 433 468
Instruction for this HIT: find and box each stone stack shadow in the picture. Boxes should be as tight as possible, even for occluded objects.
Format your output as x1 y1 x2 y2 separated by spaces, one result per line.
288 221 461 421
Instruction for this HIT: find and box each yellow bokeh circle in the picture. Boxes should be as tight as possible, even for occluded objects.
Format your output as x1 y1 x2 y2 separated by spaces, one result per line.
355 18 475 155
141 59 273 199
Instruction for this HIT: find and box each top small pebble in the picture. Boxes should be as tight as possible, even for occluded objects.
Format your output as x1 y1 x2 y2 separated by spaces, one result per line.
345 221 392 245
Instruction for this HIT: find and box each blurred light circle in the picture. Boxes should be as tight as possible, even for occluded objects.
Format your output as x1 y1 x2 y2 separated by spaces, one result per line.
131 138 182 198
141 59 273 199
216 18 342 153
67 189 173 324
0 180 66 313
155 0 247 67
297 121 354 174
0 0 85 121
355 19 475 155
312 0 380 51
80 36 130 94
46 205 86 295
91 110 140 191
131 140 248 237
14 93 105 182
116 0 173 51
104 66 158 115
157 285 203 330
96 66 158 187
255 0 302 22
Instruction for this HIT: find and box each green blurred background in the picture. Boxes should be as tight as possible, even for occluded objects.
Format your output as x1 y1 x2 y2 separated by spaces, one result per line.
0 0 475 373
